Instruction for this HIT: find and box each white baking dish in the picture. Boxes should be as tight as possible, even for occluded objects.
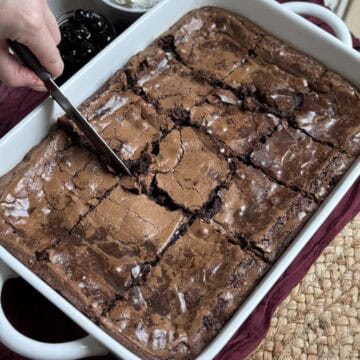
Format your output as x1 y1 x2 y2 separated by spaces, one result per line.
0 1 359 359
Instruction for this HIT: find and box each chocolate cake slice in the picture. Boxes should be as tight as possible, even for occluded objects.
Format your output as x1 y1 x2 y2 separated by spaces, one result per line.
213 164 316 261
251 125 353 200
0 130 118 266
167 7 310 115
172 29 250 81
126 46 213 114
190 89 279 157
255 33 326 84
294 72 360 157
100 220 267 359
168 7 261 77
36 185 185 318
149 127 229 211
38 238 127 319
60 89 172 172
224 56 309 115
294 91 360 157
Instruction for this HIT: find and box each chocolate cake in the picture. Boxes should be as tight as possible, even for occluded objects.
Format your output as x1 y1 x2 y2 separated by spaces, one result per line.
212 164 316 261
251 125 352 200
38 185 185 318
0 130 118 266
190 89 280 158
0 6 358 360
100 220 268 359
294 74 360 156
59 83 173 171
126 46 213 115
149 127 229 211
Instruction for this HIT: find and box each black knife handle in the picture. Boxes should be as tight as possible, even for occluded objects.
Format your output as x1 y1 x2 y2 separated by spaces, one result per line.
8 40 52 83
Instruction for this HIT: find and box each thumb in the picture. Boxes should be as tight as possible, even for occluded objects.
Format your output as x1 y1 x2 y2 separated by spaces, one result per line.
0 40 47 91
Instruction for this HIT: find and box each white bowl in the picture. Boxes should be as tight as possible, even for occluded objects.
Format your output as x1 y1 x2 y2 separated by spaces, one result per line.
98 0 150 23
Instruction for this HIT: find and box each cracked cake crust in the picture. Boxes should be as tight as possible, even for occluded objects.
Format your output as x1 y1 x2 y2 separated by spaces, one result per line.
149 127 230 212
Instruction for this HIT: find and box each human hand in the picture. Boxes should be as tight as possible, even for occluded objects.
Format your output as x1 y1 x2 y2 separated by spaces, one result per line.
0 0 64 91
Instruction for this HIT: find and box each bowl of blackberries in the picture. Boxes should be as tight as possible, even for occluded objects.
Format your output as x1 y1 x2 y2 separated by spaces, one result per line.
57 9 116 83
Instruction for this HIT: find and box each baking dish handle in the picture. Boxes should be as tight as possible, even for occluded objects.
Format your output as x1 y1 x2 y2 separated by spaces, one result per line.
282 1 353 47
0 260 108 360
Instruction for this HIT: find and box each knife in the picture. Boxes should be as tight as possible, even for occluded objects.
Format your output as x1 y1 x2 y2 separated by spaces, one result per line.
8 40 132 177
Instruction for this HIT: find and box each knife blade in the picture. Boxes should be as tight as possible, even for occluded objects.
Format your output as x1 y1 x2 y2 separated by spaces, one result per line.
8 40 132 177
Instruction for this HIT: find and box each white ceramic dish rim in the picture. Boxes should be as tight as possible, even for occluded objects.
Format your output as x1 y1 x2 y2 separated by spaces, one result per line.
0 0 359 359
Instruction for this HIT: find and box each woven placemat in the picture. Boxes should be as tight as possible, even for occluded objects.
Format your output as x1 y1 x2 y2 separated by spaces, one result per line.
248 213 360 360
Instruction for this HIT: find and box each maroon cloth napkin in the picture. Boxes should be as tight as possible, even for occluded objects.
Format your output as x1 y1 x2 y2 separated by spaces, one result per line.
0 1 359 359
0 87 47 137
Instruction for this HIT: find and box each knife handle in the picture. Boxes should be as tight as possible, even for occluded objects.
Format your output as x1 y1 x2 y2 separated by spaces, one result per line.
8 40 52 83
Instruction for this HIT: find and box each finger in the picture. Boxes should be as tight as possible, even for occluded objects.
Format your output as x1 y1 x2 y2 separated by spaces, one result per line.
43 4 61 45
29 84 48 92
0 40 43 88
20 24 64 78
